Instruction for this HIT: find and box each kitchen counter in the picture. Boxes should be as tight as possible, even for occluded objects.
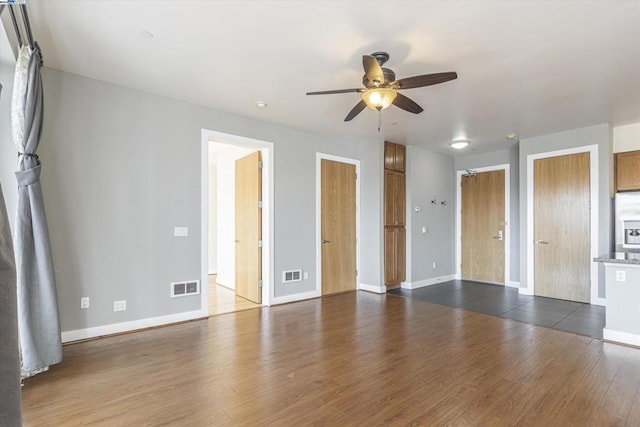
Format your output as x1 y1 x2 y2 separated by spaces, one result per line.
594 252 640 265
594 255 640 347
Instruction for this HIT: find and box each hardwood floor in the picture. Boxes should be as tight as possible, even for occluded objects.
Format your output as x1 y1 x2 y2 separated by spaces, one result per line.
208 274 261 316
21 292 640 425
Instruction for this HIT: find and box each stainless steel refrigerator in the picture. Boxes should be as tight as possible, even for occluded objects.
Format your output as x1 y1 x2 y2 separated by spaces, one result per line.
615 191 640 252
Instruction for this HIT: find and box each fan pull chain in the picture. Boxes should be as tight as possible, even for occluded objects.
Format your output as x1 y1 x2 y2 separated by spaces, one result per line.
377 110 382 132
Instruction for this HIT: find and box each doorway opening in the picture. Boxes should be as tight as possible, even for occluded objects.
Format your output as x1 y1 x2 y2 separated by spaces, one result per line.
456 164 511 286
201 130 274 316
525 145 600 305
316 153 360 296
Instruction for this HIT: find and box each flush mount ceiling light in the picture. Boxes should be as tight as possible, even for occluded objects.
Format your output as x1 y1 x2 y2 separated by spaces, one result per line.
140 30 154 39
255 101 268 109
449 140 470 150
506 133 519 141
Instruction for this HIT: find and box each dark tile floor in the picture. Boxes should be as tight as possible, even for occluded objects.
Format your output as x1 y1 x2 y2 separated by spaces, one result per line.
389 280 606 339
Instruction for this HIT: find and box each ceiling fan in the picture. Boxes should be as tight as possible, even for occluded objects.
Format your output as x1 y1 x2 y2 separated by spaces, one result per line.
306 52 457 121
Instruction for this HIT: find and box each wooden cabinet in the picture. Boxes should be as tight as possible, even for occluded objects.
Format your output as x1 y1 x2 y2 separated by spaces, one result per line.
384 141 406 287
615 150 640 191
384 141 406 172
385 227 406 285
384 170 406 227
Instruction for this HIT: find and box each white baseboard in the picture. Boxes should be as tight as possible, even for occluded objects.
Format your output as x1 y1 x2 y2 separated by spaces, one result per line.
271 290 321 305
359 283 386 294
592 297 606 307
61 308 207 343
401 274 456 290
518 287 533 295
603 328 640 347
506 281 521 288
208 270 217 275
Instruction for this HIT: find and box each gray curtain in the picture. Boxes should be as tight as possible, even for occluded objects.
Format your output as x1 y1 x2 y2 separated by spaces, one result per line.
0 185 21 425
12 44 62 376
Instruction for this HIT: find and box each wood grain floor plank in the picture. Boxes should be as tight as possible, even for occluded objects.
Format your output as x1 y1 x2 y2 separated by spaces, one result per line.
20 292 640 426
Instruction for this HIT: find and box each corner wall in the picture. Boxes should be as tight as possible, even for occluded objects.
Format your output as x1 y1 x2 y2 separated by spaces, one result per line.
0 66 384 335
405 146 456 286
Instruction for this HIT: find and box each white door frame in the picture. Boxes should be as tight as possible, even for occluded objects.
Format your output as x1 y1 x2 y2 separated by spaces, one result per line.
455 164 512 286
200 129 275 313
316 153 360 297
524 144 601 305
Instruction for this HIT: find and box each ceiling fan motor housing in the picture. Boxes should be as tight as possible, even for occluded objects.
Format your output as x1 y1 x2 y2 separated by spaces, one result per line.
362 68 396 87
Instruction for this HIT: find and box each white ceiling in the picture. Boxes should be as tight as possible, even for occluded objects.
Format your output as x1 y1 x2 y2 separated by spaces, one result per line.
10 1 640 155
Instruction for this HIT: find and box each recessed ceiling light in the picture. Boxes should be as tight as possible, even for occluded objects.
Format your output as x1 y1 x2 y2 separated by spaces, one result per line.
140 30 154 39
506 133 519 141
255 101 268 109
449 140 470 150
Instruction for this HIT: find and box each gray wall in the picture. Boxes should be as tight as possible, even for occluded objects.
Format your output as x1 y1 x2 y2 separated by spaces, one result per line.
0 66 384 332
518 124 611 298
406 146 455 283
454 146 520 283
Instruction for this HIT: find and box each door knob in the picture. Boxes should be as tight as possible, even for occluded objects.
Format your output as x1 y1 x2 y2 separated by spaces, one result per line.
492 230 503 241
534 240 549 245
322 239 330 244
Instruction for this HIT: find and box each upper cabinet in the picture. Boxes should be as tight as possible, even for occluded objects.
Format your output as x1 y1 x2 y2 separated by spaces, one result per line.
615 150 640 192
384 141 406 173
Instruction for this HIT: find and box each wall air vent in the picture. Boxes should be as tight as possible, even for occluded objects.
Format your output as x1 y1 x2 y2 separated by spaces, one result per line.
282 270 302 283
170 280 200 298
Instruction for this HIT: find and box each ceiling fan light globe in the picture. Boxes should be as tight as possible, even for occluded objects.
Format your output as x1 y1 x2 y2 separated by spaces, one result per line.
362 88 397 111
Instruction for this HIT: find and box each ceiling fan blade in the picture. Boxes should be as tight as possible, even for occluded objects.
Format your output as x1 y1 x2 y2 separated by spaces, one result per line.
394 72 458 90
344 100 367 121
393 93 423 114
363 55 384 85
306 88 364 95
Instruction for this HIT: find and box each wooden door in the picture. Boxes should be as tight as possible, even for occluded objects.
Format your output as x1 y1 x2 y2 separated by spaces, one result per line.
384 227 406 285
321 159 357 295
615 150 640 191
235 151 262 304
461 170 505 284
384 142 406 172
384 170 405 227
534 152 590 303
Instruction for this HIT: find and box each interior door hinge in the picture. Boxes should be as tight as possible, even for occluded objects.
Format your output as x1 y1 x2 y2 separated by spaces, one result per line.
258 279 263 288
258 161 263 169
258 240 263 248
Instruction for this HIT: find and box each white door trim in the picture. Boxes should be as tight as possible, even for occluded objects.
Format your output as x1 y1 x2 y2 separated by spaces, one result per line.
316 153 361 297
525 144 600 304
201 129 275 312
455 164 511 285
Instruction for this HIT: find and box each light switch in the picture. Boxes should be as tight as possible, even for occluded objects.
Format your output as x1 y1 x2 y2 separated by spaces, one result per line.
422 226 429 234
616 270 626 282
174 227 189 237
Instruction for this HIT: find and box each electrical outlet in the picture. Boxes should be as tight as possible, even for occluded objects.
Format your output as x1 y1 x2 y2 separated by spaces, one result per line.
616 270 626 282
422 226 429 234
113 300 127 312
432 262 437 269
303 271 309 280
80 297 90 309
174 227 189 237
